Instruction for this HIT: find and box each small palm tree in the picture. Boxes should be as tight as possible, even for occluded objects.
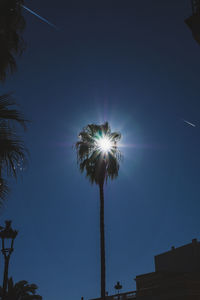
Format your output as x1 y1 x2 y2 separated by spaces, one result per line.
0 277 42 299
76 122 122 299
0 0 25 81
0 94 28 203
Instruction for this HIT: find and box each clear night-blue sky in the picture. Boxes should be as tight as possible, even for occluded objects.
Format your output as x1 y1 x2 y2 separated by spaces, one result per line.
1 0 200 299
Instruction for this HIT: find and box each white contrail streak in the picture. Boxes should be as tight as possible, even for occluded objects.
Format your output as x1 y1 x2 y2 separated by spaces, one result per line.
22 5 58 30
183 119 196 127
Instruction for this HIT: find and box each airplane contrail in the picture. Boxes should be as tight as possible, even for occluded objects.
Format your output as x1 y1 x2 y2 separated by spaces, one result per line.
22 5 58 30
183 119 196 127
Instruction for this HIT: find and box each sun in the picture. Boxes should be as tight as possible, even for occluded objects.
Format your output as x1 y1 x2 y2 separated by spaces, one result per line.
97 136 112 152
94 134 116 155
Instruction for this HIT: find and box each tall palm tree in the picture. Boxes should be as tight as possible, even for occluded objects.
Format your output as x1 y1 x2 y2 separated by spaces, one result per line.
0 0 25 81
0 94 28 203
76 122 122 299
0 277 42 299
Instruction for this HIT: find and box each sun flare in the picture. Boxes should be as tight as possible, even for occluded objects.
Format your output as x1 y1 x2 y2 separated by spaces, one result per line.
94 134 116 155
97 136 112 152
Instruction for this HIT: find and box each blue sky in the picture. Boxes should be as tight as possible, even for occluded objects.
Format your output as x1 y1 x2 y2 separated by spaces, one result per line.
1 0 200 299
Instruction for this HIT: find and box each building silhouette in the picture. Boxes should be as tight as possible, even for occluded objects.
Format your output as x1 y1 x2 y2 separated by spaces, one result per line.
185 0 200 45
91 239 200 300
136 238 200 300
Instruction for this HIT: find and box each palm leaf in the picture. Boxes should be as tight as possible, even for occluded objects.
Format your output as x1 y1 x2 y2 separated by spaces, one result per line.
0 177 9 202
0 94 28 129
0 94 28 203
5 277 42 299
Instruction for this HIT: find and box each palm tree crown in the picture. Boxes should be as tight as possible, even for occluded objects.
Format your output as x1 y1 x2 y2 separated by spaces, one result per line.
0 94 28 202
76 122 122 185
0 277 42 299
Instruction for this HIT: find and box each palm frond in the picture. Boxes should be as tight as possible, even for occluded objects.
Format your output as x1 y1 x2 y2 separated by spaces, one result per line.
0 125 28 178
0 94 28 129
5 277 42 299
0 94 28 202
0 177 9 202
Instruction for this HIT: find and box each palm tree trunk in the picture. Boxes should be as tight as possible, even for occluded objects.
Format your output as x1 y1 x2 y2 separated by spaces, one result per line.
99 182 106 299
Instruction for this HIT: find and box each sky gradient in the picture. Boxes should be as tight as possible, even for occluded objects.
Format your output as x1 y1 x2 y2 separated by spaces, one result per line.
1 0 200 299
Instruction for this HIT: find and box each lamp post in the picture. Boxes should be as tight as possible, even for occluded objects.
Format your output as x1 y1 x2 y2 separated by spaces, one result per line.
114 281 122 300
0 221 18 299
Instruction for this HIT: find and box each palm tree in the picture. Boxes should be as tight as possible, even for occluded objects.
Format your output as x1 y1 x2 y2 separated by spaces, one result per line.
76 122 122 299
0 94 28 203
0 3 27 204
0 0 25 81
0 277 42 299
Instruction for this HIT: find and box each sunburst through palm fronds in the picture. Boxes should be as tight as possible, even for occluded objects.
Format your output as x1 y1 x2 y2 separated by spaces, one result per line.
76 122 122 184
76 121 122 299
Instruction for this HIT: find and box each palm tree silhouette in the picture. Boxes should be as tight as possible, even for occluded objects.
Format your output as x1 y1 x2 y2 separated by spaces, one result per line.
76 122 122 299
0 0 25 81
0 94 28 202
0 277 42 299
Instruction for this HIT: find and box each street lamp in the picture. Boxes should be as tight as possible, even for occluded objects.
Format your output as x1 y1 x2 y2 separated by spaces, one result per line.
0 221 18 299
114 281 122 300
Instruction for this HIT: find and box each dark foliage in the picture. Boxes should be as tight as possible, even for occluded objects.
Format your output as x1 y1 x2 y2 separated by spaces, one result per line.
0 94 28 202
0 277 42 299
0 0 25 81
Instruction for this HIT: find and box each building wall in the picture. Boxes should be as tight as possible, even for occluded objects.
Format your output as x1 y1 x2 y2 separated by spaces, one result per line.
135 239 200 299
154 239 200 273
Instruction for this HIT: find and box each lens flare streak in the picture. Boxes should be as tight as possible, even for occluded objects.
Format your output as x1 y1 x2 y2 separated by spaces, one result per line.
183 119 196 128
22 5 58 30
